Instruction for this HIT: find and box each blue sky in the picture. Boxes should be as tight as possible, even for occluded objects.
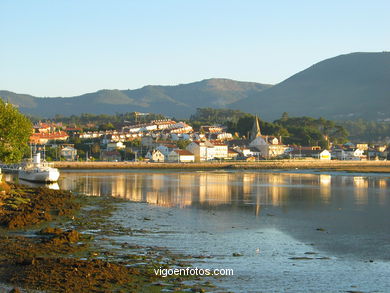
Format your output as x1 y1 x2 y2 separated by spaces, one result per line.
1 0 389 96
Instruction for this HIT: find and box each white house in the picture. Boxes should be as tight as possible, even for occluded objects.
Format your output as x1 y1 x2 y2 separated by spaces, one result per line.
249 136 287 159
318 150 331 160
60 146 77 161
207 140 228 159
167 149 195 162
216 132 233 140
107 141 125 151
331 148 365 160
186 141 215 162
344 148 365 160
145 149 165 162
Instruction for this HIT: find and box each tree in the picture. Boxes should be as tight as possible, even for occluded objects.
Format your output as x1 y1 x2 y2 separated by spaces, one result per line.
176 139 191 149
281 112 289 121
0 100 32 163
99 122 115 131
45 145 61 161
235 114 255 137
274 116 348 147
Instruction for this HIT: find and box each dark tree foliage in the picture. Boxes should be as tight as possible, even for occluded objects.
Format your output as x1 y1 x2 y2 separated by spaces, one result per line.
0 99 32 163
342 119 390 143
45 146 61 161
176 139 191 149
190 108 249 125
98 122 115 131
189 108 347 147
227 114 288 138
274 115 348 147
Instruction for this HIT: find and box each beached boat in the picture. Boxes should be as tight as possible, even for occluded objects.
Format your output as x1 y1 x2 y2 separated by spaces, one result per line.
18 152 60 183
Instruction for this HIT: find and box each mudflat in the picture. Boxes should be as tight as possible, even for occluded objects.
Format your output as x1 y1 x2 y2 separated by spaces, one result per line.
0 184 211 292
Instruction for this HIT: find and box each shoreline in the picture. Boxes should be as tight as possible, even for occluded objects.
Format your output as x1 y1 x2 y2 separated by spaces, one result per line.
53 160 390 173
0 184 210 292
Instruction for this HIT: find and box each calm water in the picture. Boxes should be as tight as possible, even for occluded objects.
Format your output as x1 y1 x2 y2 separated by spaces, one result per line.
55 170 390 292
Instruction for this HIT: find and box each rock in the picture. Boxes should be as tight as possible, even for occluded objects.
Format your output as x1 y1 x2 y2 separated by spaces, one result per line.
44 229 80 245
232 252 242 257
39 227 64 235
66 230 80 243
289 257 313 260
316 228 326 232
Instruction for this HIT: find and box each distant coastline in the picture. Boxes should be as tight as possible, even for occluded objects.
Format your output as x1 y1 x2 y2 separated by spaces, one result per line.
53 160 390 173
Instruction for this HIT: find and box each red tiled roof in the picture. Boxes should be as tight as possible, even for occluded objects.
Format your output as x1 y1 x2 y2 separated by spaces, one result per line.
30 131 69 141
162 144 177 148
209 140 227 146
174 149 194 156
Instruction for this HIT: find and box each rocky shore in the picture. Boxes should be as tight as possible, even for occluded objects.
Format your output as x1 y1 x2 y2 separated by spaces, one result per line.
53 160 390 173
0 184 211 292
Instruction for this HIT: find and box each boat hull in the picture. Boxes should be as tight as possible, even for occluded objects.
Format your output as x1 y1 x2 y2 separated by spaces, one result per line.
19 169 60 183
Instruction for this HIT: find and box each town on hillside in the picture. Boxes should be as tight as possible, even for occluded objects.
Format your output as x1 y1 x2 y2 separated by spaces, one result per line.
28 114 389 163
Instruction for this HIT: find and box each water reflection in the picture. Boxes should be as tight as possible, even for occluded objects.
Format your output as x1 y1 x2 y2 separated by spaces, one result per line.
4 174 60 190
58 171 389 211
353 176 369 205
319 174 331 202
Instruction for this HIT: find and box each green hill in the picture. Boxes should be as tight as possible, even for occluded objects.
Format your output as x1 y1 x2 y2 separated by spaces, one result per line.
233 52 390 121
2 52 390 120
0 79 271 118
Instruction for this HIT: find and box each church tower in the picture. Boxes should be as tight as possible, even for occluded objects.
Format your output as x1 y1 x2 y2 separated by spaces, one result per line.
250 116 261 140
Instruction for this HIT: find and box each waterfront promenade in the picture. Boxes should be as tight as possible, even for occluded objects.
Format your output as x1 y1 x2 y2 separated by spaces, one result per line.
53 160 390 173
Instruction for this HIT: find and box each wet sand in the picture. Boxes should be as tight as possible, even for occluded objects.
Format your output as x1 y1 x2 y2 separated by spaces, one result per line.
54 160 390 173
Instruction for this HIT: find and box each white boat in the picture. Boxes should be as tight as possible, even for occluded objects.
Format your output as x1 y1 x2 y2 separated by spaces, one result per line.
18 152 60 183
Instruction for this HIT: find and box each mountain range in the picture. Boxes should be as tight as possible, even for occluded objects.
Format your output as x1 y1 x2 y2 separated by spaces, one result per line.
0 79 271 119
1 52 389 121
233 52 390 121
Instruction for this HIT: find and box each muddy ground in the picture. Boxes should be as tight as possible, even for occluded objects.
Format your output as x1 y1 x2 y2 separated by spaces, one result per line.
0 184 213 292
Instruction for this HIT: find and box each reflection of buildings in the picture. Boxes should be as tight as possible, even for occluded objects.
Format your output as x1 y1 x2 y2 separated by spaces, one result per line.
353 176 368 205
199 174 230 205
378 179 387 206
242 173 256 195
58 171 388 211
59 172 322 209
266 174 289 206
319 174 331 201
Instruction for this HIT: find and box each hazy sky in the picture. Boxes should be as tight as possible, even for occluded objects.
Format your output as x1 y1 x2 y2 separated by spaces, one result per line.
1 0 389 96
